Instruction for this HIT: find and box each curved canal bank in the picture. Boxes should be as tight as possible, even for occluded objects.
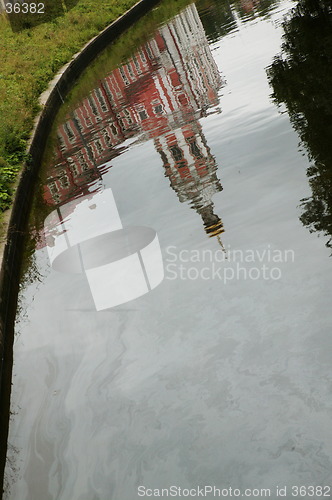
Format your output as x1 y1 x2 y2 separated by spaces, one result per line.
0 0 162 492
4 0 332 498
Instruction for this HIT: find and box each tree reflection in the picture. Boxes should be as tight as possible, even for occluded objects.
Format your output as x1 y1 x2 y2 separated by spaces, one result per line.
197 0 279 41
268 0 332 251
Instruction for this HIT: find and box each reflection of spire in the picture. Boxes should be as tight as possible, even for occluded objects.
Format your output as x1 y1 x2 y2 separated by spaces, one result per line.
198 204 224 238
199 204 226 255
155 121 225 241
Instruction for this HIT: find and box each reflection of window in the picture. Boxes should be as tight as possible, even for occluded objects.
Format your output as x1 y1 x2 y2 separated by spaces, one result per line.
58 134 66 150
74 114 83 132
145 44 153 60
95 140 103 154
189 140 203 159
170 145 183 162
119 67 129 86
104 82 114 102
88 96 101 121
154 104 163 114
111 124 118 136
103 130 112 146
48 181 58 195
77 151 89 170
139 49 147 63
70 163 79 177
83 109 92 127
60 174 70 189
180 16 190 38
138 109 148 121
110 76 122 97
127 63 135 79
64 123 75 143
177 161 187 169
95 89 108 113
173 25 181 45
52 193 61 204
124 108 133 124
132 54 141 74
116 113 126 130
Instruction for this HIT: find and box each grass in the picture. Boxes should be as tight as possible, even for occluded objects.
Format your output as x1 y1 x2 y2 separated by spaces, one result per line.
0 0 142 216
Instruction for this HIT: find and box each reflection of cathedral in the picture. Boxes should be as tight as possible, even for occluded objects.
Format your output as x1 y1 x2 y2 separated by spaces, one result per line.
45 4 224 239
155 123 224 238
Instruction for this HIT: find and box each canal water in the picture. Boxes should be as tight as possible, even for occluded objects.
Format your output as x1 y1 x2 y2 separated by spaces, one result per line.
4 0 332 498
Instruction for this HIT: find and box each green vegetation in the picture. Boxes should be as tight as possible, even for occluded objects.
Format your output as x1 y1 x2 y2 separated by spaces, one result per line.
0 0 141 216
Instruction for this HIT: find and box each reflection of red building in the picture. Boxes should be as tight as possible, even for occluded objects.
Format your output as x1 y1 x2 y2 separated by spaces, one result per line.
44 4 224 238
155 122 224 238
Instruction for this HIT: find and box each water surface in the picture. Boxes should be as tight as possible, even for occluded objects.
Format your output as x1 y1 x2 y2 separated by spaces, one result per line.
4 0 332 498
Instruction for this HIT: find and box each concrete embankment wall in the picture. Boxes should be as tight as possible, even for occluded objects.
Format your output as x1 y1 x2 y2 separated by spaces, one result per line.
0 0 160 493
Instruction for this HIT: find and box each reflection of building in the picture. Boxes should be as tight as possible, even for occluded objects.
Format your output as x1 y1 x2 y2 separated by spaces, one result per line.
44 4 224 239
155 122 224 238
